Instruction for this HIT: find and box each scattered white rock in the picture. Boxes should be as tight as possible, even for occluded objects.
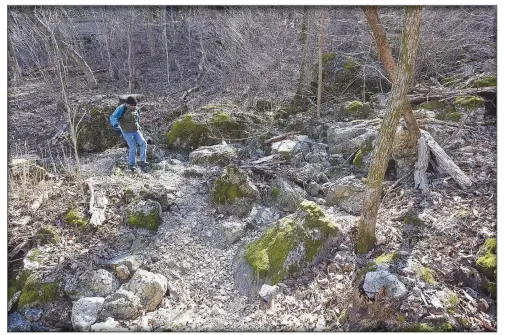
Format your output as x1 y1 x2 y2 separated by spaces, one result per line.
100 288 143 320
259 284 279 303
122 269 168 311
115 264 131 280
220 219 246 244
90 317 130 332
88 269 120 297
71 297 105 331
363 270 408 299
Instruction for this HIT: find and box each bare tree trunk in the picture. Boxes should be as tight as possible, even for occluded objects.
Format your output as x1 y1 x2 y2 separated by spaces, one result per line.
163 6 170 85
101 8 114 79
25 7 98 89
148 7 156 58
316 9 326 119
361 6 421 140
8 31 22 82
292 7 309 108
128 8 134 94
357 6 423 254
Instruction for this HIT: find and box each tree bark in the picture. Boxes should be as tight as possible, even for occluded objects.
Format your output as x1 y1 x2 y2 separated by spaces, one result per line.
128 8 134 94
361 6 421 140
292 7 309 109
25 8 98 89
357 6 423 254
414 135 430 195
148 7 156 58
163 6 171 85
316 9 326 119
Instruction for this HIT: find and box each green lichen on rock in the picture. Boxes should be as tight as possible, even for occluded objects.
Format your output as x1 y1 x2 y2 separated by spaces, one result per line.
27 248 43 262
375 252 399 264
166 114 208 150
166 104 188 124
415 265 437 284
271 187 281 199
212 165 259 205
353 138 374 169
35 225 60 245
344 101 373 119
469 75 496 88
417 100 446 111
343 57 360 71
127 211 161 231
65 209 87 229
416 100 461 122
476 238 496 280
453 96 485 109
244 201 338 284
18 272 60 307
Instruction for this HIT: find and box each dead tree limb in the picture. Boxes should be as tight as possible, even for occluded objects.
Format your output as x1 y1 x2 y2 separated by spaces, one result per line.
421 130 472 189
408 86 496 105
414 135 430 195
264 131 300 144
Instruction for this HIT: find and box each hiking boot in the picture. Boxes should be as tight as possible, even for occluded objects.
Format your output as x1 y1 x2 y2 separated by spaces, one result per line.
129 165 137 171
138 161 150 168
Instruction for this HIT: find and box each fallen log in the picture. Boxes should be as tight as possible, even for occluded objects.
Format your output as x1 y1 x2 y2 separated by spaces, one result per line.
421 130 472 190
408 86 496 105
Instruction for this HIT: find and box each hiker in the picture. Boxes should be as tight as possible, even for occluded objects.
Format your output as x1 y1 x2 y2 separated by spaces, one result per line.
110 96 148 171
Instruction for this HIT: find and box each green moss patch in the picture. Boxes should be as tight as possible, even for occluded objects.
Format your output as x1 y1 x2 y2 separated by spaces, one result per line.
403 213 424 226
127 211 161 231
79 105 124 152
415 265 437 284
353 138 374 169
271 187 281 199
212 165 259 205
65 209 87 229
453 96 485 109
244 201 338 284
166 114 208 150
469 75 496 88
18 272 60 308
476 238 497 280
403 322 452 332
35 225 60 245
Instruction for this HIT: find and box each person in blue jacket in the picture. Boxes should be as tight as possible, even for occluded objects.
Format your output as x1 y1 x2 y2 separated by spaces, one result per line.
110 96 148 171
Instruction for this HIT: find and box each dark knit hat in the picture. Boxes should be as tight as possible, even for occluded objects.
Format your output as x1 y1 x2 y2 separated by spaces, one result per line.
126 96 137 105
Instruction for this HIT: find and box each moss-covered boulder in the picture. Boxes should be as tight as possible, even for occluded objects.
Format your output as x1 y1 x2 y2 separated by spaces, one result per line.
233 201 339 295
18 272 61 308
213 165 260 217
325 175 365 215
79 103 124 152
476 238 496 281
165 107 254 151
124 184 175 212
23 248 45 271
126 199 162 231
343 101 373 120
189 144 237 166
466 75 496 88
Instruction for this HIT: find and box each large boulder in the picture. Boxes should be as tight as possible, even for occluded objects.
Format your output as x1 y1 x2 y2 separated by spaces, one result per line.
246 206 279 229
165 107 258 151
271 178 307 212
71 297 105 331
363 269 408 299
212 165 260 217
234 201 339 295
100 288 143 320
126 199 162 231
324 175 365 215
79 102 124 152
122 269 168 312
189 144 237 166
327 121 378 156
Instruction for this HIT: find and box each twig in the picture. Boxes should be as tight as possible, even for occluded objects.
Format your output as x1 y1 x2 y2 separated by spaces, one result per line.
264 131 301 145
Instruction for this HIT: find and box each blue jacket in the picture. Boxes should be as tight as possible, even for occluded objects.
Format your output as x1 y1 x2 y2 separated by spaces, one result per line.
109 104 141 128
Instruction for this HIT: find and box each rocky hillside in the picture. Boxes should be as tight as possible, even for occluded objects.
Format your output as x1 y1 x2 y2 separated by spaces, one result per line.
7 5 497 333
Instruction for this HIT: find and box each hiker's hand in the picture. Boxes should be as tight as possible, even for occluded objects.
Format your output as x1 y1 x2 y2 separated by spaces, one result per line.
113 126 122 134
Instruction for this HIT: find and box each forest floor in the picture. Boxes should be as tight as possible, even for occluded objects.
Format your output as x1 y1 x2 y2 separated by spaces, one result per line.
7 76 497 331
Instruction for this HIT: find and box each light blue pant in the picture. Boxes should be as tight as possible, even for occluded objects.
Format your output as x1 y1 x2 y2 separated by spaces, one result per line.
121 130 147 167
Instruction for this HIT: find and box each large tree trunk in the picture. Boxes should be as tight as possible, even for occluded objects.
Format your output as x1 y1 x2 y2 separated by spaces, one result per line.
25 8 98 89
357 6 423 254
163 6 170 85
127 8 135 94
361 6 421 140
148 7 156 58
